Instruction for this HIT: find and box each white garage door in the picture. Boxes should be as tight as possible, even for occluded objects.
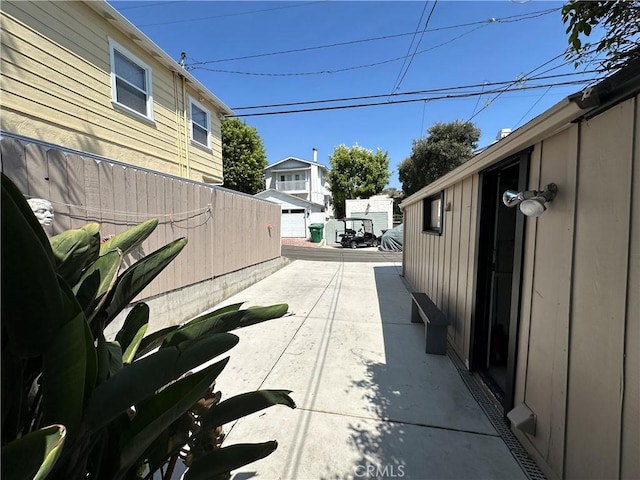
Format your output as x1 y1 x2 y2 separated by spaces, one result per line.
281 209 306 237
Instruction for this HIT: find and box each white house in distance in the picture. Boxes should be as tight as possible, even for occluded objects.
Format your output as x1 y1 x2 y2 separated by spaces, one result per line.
255 149 333 238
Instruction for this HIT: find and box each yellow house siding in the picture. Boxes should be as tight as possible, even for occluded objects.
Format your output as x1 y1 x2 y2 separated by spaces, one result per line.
0 0 224 182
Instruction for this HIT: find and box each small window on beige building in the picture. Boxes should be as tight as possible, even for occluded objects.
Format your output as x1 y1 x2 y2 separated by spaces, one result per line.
109 38 153 120
423 191 443 235
190 98 211 148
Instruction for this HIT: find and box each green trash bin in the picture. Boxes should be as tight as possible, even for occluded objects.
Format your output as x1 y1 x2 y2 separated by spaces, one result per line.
308 223 324 243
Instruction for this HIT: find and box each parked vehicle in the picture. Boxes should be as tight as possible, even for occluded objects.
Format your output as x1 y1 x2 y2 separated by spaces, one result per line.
337 217 378 248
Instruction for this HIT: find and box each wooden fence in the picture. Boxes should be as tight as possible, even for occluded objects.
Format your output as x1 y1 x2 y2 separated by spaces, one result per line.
1 135 282 301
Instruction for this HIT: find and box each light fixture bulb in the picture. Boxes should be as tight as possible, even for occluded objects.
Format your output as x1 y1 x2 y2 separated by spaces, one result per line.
520 198 546 217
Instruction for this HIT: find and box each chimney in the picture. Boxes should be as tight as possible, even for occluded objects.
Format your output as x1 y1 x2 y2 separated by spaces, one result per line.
496 128 512 140
313 148 317 163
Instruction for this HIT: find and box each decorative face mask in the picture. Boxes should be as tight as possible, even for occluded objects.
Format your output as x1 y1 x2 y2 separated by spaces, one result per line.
27 198 55 226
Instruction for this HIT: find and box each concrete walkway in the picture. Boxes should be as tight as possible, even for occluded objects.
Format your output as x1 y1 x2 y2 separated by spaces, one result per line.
213 258 528 480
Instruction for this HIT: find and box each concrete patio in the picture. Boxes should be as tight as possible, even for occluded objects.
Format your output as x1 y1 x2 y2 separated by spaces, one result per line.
211 258 529 480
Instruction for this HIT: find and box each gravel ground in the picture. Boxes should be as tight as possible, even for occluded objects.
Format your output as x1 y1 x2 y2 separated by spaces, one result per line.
281 237 323 248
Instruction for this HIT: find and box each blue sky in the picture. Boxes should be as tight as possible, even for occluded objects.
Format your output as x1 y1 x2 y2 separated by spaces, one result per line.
111 0 600 190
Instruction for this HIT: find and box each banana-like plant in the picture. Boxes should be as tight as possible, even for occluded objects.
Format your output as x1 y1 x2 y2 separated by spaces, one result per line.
1 173 295 480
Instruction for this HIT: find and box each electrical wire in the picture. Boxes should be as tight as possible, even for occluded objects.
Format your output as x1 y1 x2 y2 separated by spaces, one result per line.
185 6 560 66
230 70 600 110
229 79 595 117
390 2 432 95
192 23 489 77
513 85 553 128
467 51 568 122
116 1 183 10
137 1 326 27
394 0 439 93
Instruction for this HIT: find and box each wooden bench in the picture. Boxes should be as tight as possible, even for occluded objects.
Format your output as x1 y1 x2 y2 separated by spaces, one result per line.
410 292 449 355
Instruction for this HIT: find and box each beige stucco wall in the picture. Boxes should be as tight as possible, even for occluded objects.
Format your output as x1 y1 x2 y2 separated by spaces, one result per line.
0 1 225 183
401 94 639 479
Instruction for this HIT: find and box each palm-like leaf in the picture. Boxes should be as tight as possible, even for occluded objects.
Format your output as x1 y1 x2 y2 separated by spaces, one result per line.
100 238 188 326
50 223 101 286
116 303 150 363
117 359 230 477
84 333 239 434
100 218 158 257
1 424 66 480
184 442 278 480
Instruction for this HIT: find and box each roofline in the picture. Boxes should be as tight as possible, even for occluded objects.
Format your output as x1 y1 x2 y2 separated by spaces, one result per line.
85 1 233 116
266 157 329 171
400 60 640 209
255 189 325 209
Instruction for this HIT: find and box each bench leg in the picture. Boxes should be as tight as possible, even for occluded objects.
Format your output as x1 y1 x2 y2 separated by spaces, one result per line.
411 301 422 324
425 324 447 355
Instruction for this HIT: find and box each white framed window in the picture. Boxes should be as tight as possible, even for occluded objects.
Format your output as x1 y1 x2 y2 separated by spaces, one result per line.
189 97 211 148
109 38 153 120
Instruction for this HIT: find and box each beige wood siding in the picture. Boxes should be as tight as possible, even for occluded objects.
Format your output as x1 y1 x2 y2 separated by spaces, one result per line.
402 174 478 363
621 95 639 480
401 93 639 480
1 1 224 183
565 97 636 479
513 125 578 479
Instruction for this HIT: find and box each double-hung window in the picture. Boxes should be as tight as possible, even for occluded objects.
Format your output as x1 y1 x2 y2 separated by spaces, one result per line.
109 39 153 120
190 98 211 148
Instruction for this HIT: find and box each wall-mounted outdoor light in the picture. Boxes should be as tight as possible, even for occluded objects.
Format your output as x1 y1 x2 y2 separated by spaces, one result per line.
502 183 558 217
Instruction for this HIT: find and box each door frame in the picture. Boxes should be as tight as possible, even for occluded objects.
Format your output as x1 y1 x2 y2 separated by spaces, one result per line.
470 149 530 412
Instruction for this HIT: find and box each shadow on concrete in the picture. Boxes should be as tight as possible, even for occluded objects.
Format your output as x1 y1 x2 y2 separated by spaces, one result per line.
320 266 517 480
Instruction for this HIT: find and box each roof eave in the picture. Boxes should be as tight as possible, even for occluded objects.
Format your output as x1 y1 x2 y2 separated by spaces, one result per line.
400 97 583 209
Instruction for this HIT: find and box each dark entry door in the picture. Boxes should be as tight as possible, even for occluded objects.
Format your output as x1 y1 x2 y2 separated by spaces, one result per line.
472 152 528 412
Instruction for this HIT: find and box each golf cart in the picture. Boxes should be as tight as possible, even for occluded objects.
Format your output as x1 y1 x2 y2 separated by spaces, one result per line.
337 217 379 248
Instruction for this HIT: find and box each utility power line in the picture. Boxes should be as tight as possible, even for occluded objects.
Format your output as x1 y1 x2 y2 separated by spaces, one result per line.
185 6 560 66
392 0 440 93
229 79 595 117
137 1 325 27
192 23 489 77
230 71 600 111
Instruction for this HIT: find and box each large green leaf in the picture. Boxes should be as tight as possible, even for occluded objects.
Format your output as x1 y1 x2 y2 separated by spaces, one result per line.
186 303 245 326
1 178 66 357
134 325 180 360
107 341 124 378
84 333 239 434
184 442 278 480
50 223 101 286
1 424 66 480
41 282 90 442
199 390 295 436
1 346 23 440
100 218 158 257
96 332 110 386
73 249 122 322
163 304 289 348
117 359 230 477
100 238 188 326
0 173 54 265
144 414 192 474
116 304 150 364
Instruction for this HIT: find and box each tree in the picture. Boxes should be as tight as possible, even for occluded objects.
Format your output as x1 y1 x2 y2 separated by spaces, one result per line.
562 0 640 71
221 118 268 194
398 121 480 197
327 144 390 219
